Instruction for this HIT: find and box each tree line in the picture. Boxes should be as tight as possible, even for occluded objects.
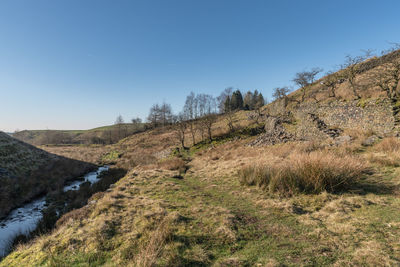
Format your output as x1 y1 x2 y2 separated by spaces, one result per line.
271 43 400 104
115 43 400 147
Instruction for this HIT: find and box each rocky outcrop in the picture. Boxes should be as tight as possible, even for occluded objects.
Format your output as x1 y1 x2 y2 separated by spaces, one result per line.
296 99 395 136
249 116 294 146
251 98 395 146
307 113 342 138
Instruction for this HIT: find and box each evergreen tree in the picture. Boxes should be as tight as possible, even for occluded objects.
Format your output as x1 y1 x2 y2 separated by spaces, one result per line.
243 91 253 110
230 90 243 110
255 92 265 109
252 90 259 109
224 96 231 113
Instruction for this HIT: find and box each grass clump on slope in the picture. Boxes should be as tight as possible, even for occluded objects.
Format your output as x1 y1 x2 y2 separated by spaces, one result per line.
239 151 367 195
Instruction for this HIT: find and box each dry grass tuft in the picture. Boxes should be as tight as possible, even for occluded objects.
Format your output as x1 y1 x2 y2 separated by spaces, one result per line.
367 137 400 167
135 216 173 267
157 157 186 172
374 137 400 153
239 151 367 195
55 207 90 228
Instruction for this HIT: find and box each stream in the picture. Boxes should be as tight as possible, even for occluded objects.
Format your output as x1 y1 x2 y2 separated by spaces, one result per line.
0 165 109 257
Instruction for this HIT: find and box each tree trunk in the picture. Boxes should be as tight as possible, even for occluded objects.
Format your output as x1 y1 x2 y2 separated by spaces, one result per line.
190 123 195 145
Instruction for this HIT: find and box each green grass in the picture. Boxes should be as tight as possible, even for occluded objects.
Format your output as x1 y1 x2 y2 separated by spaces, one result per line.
101 150 121 163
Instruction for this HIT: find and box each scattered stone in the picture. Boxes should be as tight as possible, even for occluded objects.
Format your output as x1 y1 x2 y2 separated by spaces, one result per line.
308 113 342 138
362 135 380 146
335 135 352 145
249 116 294 146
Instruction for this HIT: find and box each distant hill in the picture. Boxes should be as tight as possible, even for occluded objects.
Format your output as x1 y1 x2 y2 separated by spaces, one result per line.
13 123 145 145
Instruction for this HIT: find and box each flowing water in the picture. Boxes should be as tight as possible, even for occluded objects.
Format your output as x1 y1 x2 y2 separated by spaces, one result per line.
0 166 109 257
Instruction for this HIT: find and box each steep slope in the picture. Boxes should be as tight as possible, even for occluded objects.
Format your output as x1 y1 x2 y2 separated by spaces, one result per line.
0 132 95 218
0 131 55 179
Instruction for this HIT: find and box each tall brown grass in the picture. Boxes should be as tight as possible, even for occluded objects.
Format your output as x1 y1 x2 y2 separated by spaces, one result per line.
374 137 400 153
239 151 367 195
157 158 186 172
367 137 400 167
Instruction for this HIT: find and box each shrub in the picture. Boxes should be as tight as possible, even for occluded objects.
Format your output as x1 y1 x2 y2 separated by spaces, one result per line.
239 152 367 196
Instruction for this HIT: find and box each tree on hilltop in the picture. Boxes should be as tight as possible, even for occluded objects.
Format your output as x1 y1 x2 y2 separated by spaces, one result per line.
293 68 323 102
175 113 189 149
272 87 290 101
321 71 345 98
114 115 125 140
230 90 244 110
217 87 233 113
115 115 124 125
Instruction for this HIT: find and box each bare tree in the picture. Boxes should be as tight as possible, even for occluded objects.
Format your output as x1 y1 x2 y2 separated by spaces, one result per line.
381 43 400 56
160 102 173 126
115 115 125 140
341 55 366 99
272 87 291 101
147 104 161 127
201 114 217 142
115 115 124 125
225 111 235 133
217 87 233 113
293 68 323 102
370 59 400 101
184 92 197 144
147 102 173 127
175 113 189 149
131 117 142 125
248 108 264 126
321 71 345 98
196 94 215 117
340 49 376 99
184 92 196 119
196 122 205 141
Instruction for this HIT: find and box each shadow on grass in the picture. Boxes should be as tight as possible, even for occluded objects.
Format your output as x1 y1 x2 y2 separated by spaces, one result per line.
8 167 127 255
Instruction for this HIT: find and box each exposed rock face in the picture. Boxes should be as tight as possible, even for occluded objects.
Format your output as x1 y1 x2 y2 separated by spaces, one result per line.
307 113 342 138
252 98 395 146
296 99 394 136
249 116 294 146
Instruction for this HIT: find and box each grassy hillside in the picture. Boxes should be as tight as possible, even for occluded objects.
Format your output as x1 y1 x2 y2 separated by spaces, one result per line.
13 123 145 146
0 132 96 218
3 50 400 266
3 120 400 266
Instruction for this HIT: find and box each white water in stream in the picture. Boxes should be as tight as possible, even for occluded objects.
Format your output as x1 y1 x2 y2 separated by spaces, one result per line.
0 166 109 257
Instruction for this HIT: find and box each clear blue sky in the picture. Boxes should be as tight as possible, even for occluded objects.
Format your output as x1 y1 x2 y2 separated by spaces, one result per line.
1 0 399 132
